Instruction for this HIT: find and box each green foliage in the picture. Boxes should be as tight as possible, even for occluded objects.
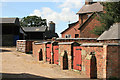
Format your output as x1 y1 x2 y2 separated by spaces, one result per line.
92 2 120 35
20 16 47 27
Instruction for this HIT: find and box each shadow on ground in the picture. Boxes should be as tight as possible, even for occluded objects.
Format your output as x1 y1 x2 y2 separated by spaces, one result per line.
1 73 56 80
0 49 11 53
0 73 99 80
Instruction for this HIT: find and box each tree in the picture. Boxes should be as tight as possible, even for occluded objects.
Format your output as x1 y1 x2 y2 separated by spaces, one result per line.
92 2 120 35
20 16 47 27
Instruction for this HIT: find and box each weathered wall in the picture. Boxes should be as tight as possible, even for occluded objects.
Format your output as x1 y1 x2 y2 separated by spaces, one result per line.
62 22 80 38
59 44 72 70
79 14 88 24
80 46 106 79
106 45 120 78
80 15 101 38
16 40 33 53
32 42 46 62
32 40 120 79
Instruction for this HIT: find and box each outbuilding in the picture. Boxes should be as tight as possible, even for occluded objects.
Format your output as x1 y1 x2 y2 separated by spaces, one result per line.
33 41 50 62
0 18 25 46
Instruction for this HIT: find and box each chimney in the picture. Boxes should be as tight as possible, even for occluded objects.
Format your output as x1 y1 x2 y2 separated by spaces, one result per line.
85 0 93 5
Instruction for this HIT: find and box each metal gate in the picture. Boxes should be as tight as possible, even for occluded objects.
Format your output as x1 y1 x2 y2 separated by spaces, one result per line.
73 46 82 70
46 44 51 62
53 45 59 65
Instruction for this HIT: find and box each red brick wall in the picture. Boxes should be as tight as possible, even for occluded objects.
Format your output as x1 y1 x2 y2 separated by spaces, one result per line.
61 13 101 38
79 14 89 24
26 41 33 52
80 46 105 78
62 22 80 38
32 42 46 62
32 39 120 79
106 46 120 78
59 44 72 70
80 15 101 38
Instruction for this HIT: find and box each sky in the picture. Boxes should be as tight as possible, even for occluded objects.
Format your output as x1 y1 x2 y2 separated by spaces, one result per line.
1 0 104 37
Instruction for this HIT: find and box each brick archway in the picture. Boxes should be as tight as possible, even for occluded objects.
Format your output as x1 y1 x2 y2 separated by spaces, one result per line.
39 49 43 61
63 51 68 70
90 54 97 79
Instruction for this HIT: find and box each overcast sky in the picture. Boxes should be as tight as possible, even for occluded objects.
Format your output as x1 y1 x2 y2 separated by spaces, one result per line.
1 0 105 37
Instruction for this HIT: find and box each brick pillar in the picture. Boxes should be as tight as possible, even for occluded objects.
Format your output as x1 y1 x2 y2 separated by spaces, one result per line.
103 45 107 79
68 55 72 70
43 44 47 62
51 43 54 64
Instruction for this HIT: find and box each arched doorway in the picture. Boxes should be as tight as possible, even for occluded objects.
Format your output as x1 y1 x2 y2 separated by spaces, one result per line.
90 54 97 79
39 49 43 61
63 51 68 70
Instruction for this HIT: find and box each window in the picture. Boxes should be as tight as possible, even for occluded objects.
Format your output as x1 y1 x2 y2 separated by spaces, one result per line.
75 34 79 38
65 34 71 38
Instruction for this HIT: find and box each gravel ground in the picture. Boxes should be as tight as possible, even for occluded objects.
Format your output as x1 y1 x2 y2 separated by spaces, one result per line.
0 47 91 80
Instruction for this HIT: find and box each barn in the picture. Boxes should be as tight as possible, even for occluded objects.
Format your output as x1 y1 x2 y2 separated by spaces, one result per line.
0 18 25 46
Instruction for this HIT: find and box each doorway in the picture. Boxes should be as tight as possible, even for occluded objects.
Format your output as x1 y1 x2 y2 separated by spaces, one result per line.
63 51 68 70
90 54 97 79
39 49 43 61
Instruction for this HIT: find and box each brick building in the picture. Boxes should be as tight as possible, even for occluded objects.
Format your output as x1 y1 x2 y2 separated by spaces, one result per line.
32 23 120 79
61 0 103 38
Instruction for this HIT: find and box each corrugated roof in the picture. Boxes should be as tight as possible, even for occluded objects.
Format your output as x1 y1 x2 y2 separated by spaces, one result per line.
77 2 103 14
97 23 120 40
0 18 18 23
22 26 47 32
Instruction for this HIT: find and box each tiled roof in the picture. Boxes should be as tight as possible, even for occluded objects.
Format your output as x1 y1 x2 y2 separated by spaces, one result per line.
97 23 120 40
77 2 103 14
0 18 18 23
22 26 47 32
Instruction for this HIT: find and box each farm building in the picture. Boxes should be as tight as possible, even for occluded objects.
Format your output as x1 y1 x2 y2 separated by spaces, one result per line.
33 41 59 64
32 23 120 79
61 0 103 38
0 18 25 46
22 21 58 40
